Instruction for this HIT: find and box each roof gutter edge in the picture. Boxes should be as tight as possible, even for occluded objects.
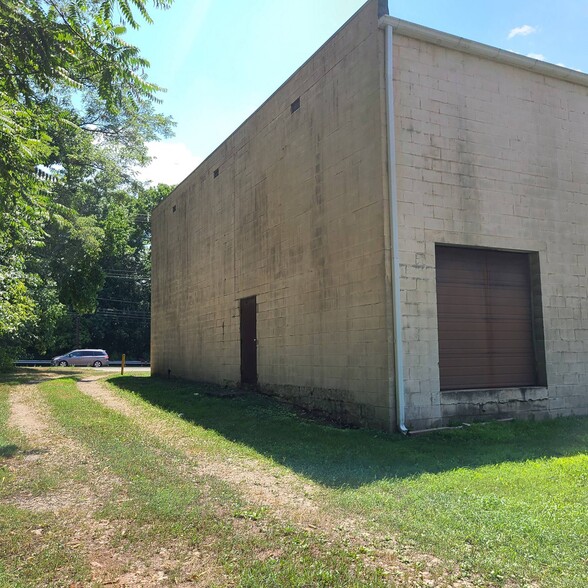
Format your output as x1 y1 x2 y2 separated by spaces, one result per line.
378 15 588 89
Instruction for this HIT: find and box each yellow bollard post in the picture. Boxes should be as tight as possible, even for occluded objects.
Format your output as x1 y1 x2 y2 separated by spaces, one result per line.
121 353 125 375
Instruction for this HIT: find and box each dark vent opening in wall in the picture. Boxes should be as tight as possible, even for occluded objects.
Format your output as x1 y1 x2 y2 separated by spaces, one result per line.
213 168 219 178
291 97 300 113
172 205 176 213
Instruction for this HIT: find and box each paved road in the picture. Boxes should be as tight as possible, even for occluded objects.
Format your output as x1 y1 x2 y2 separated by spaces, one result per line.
16 365 150 374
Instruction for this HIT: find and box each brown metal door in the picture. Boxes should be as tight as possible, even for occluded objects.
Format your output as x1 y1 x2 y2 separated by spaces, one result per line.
240 296 257 386
436 246 537 390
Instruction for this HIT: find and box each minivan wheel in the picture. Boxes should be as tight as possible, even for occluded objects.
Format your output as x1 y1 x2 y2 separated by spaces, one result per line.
58 360 68 367
93 360 102 368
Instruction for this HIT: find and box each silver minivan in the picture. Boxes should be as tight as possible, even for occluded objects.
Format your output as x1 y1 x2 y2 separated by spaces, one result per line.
52 349 109 367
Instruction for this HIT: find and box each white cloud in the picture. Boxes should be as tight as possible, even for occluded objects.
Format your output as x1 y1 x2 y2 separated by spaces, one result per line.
527 53 545 61
555 62 583 72
508 25 538 39
137 142 202 186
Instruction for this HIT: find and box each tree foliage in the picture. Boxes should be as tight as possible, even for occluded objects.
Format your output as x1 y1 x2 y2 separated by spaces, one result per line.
0 0 172 107
0 0 175 369
80 183 173 359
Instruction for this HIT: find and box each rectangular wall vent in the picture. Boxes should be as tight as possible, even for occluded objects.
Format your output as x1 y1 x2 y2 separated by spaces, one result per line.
291 97 300 113
213 168 219 178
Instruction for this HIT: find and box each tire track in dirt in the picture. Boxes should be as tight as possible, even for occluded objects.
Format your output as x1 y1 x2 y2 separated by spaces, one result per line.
77 375 322 523
77 374 482 588
5 381 220 587
8 383 108 511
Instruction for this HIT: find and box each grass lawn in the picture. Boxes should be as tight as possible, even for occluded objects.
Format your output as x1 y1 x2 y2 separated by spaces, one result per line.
111 375 588 588
1 370 586 587
0 373 390 587
0 379 89 587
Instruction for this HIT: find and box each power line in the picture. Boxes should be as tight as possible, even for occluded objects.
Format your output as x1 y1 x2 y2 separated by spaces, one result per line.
97 297 150 306
96 308 150 316
69 307 151 317
67 310 150 320
104 271 148 275
93 311 150 321
104 274 150 280
104 268 144 273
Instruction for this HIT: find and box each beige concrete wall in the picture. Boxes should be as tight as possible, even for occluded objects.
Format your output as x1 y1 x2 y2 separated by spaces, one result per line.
392 33 588 428
151 0 393 429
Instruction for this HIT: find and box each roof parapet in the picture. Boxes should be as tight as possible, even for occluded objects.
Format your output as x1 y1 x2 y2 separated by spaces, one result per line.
379 15 588 89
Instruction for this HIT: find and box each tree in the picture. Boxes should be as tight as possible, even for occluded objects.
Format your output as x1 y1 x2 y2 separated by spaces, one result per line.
0 1 172 108
0 0 174 369
81 183 174 359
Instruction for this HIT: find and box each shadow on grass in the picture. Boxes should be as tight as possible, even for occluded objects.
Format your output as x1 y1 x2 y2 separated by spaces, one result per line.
0 367 91 386
111 376 588 488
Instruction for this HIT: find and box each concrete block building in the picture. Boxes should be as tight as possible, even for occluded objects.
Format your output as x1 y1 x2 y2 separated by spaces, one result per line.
151 0 588 432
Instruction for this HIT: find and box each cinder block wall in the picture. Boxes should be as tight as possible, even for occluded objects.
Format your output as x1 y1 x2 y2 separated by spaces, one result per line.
152 0 394 429
392 33 588 428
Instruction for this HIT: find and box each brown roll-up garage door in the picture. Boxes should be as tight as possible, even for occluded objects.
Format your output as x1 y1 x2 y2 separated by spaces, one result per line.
436 245 537 391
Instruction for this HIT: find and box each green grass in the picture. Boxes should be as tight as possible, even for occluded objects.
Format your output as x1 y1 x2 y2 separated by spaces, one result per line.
37 377 388 587
2 370 586 586
337 455 587 586
109 375 588 588
0 505 89 588
0 381 21 459
0 380 90 587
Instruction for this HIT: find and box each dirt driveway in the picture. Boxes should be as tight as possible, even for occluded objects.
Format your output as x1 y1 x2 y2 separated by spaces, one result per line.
2 370 477 587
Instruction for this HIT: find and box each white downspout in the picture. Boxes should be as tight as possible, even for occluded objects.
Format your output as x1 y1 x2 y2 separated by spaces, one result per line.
384 23 409 435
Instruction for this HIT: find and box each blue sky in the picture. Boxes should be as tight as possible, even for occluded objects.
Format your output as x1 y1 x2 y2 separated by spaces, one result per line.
126 0 588 185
